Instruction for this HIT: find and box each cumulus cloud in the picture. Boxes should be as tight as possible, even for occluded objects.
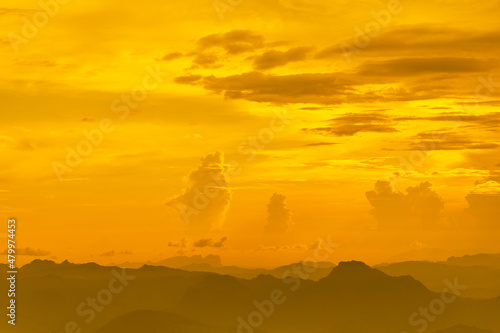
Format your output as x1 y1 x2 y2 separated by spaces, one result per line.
265 193 293 233
166 151 232 235
366 181 444 229
193 237 227 248
405 182 445 225
466 176 500 228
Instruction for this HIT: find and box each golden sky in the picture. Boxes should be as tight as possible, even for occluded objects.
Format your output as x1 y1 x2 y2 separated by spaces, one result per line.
1 0 500 267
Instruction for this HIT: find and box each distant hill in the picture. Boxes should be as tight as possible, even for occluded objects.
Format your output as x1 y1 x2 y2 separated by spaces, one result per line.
179 260 335 280
384 248 456 263
375 261 500 299
3 259 500 333
93 310 218 333
117 254 223 269
445 253 500 270
117 254 334 280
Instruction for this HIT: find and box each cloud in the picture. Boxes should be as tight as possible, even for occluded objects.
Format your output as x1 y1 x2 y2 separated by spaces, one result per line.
191 52 221 69
357 57 494 77
174 74 203 84
304 142 338 147
166 151 232 235
168 238 188 247
1 247 50 256
193 237 227 248
366 181 444 229
196 30 265 55
171 27 500 105
316 26 500 59
173 30 292 70
174 71 350 105
0 7 39 16
172 66 469 105
99 250 132 257
253 47 313 70
299 106 334 111
162 52 184 61
466 177 500 228
405 182 445 225
265 192 293 233
410 130 500 150
399 112 500 130
304 113 398 137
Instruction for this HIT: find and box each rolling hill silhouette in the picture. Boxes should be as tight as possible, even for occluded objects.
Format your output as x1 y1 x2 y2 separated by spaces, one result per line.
2 259 500 333
118 254 223 269
118 254 334 280
93 310 218 333
445 253 500 270
376 260 500 299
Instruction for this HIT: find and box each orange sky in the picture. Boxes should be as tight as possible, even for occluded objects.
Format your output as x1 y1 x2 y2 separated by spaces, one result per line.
1 0 500 268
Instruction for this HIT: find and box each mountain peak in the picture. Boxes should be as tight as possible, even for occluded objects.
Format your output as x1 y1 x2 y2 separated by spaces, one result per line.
331 260 378 275
319 260 432 298
23 259 57 268
337 260 371 269
321 260 392 284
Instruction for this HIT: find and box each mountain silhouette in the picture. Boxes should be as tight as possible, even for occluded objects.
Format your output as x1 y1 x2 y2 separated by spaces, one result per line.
445 253 500 270
118 254 334 280
3 259 500 333
375 260 500 299
93 310 218 333
118 254 223 269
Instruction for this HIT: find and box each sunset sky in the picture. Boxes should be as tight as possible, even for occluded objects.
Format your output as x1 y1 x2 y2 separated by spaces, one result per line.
1 0 500 267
